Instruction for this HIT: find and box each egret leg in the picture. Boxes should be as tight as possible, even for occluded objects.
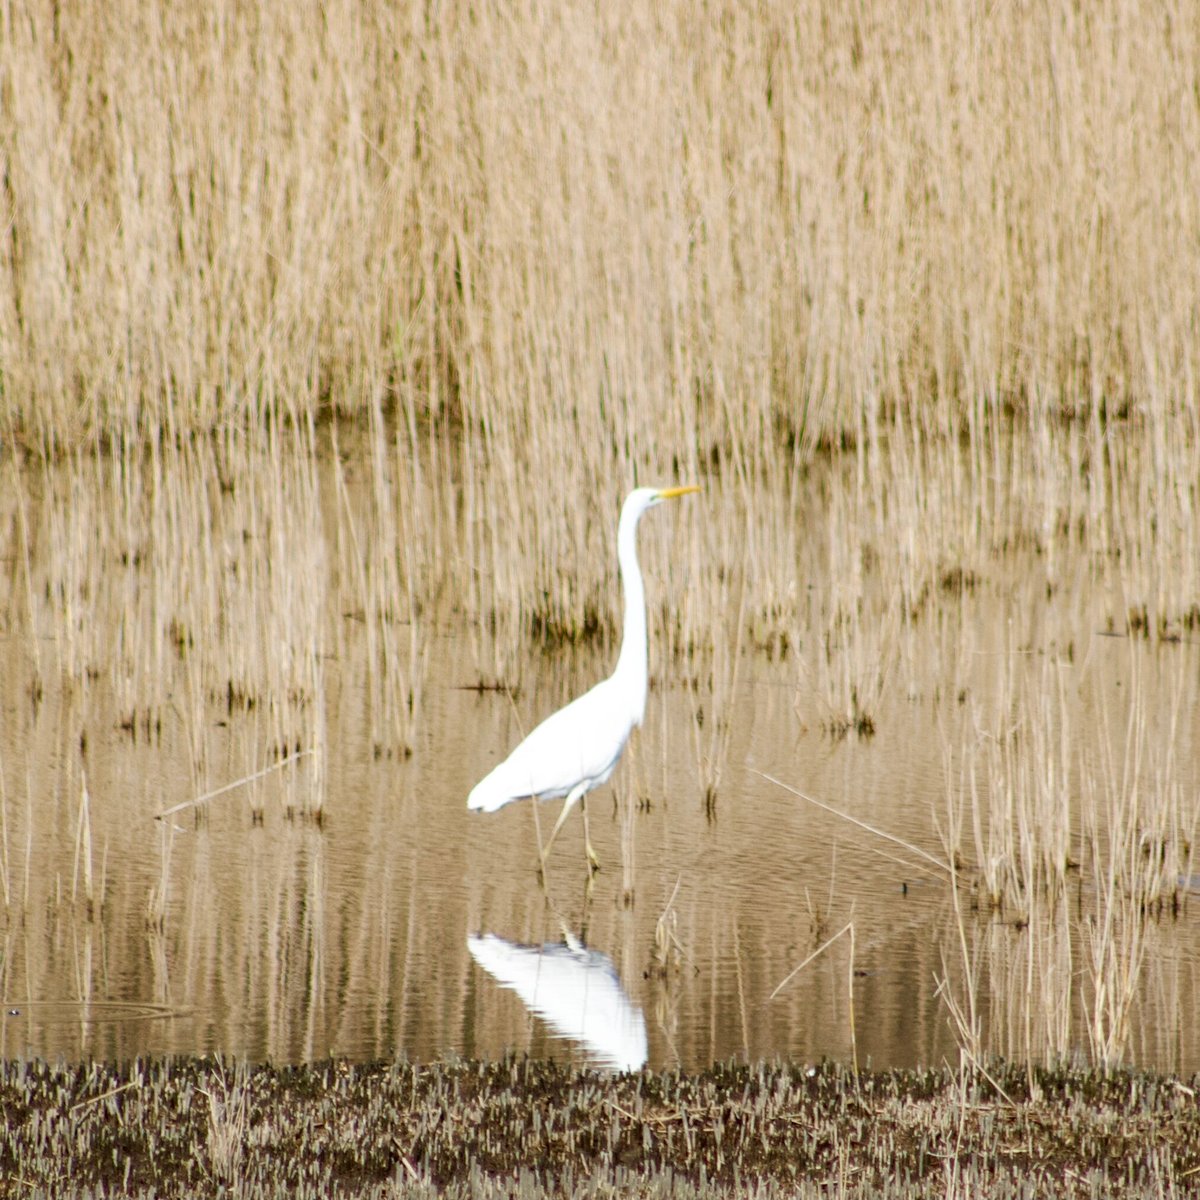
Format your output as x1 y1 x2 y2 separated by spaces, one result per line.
541 782 587 871
580 794 600 874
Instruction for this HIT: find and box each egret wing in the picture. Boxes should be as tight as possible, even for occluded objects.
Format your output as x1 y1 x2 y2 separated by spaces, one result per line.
467 678 634 811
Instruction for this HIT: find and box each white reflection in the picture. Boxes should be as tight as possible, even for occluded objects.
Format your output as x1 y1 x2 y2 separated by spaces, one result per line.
468 931 647 1071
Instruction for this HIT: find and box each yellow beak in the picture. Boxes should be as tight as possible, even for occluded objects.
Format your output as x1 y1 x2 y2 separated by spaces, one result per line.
656 485 702 500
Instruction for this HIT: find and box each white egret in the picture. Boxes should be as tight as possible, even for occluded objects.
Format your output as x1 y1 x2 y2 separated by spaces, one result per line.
467 484 700 872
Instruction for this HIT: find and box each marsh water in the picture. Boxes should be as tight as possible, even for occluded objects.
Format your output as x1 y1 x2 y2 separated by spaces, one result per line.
1 445 1199 1075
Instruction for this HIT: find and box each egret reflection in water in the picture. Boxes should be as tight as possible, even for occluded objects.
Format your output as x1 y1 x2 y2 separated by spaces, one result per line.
468 931 647 1071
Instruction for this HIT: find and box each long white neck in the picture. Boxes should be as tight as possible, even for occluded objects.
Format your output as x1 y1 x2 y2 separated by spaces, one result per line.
612 498 649 725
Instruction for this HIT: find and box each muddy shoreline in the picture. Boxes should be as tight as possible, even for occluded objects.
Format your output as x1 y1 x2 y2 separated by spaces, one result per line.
1 1056 1196 1197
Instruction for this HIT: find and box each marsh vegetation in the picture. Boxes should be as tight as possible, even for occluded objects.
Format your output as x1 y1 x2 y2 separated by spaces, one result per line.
2 1056 1199 1198
0 0 1198 1113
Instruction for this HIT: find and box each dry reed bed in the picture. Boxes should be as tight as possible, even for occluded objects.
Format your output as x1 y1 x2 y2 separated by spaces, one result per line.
3 1 1198 448
943 890 1200 1076
1 1056 1198 1198
5 415 1196 780
926 609 1196 1071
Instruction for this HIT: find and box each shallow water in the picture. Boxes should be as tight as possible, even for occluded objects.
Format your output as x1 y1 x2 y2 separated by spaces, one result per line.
1 441 1199 1075
1 607 1198 1073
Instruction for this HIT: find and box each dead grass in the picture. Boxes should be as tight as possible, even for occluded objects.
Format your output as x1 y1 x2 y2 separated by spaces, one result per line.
7 0 1200 446
3 3 1198 442
932 633 1199 1069
3 1056 1200 1199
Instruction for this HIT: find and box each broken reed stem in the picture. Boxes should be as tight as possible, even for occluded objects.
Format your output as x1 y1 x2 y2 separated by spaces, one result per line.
847 921 858 1076
71 771 94 911
768 920 855 1003
157 750 315 820
757 771 954 882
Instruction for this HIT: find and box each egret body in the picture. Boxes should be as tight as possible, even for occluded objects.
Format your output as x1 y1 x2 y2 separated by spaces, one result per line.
467 485 699 872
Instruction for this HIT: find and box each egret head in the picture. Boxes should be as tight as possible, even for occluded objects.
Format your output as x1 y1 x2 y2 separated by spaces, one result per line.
622 484 701 522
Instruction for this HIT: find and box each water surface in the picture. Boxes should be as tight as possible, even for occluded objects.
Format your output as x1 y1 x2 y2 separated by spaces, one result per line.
1 450 1198 1073
2 613 1197 1072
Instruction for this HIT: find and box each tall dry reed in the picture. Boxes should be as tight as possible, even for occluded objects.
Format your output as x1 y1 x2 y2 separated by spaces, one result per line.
5 0 1199 446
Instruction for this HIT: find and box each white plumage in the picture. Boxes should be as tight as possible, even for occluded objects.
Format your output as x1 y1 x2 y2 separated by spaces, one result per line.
468 485 698 871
